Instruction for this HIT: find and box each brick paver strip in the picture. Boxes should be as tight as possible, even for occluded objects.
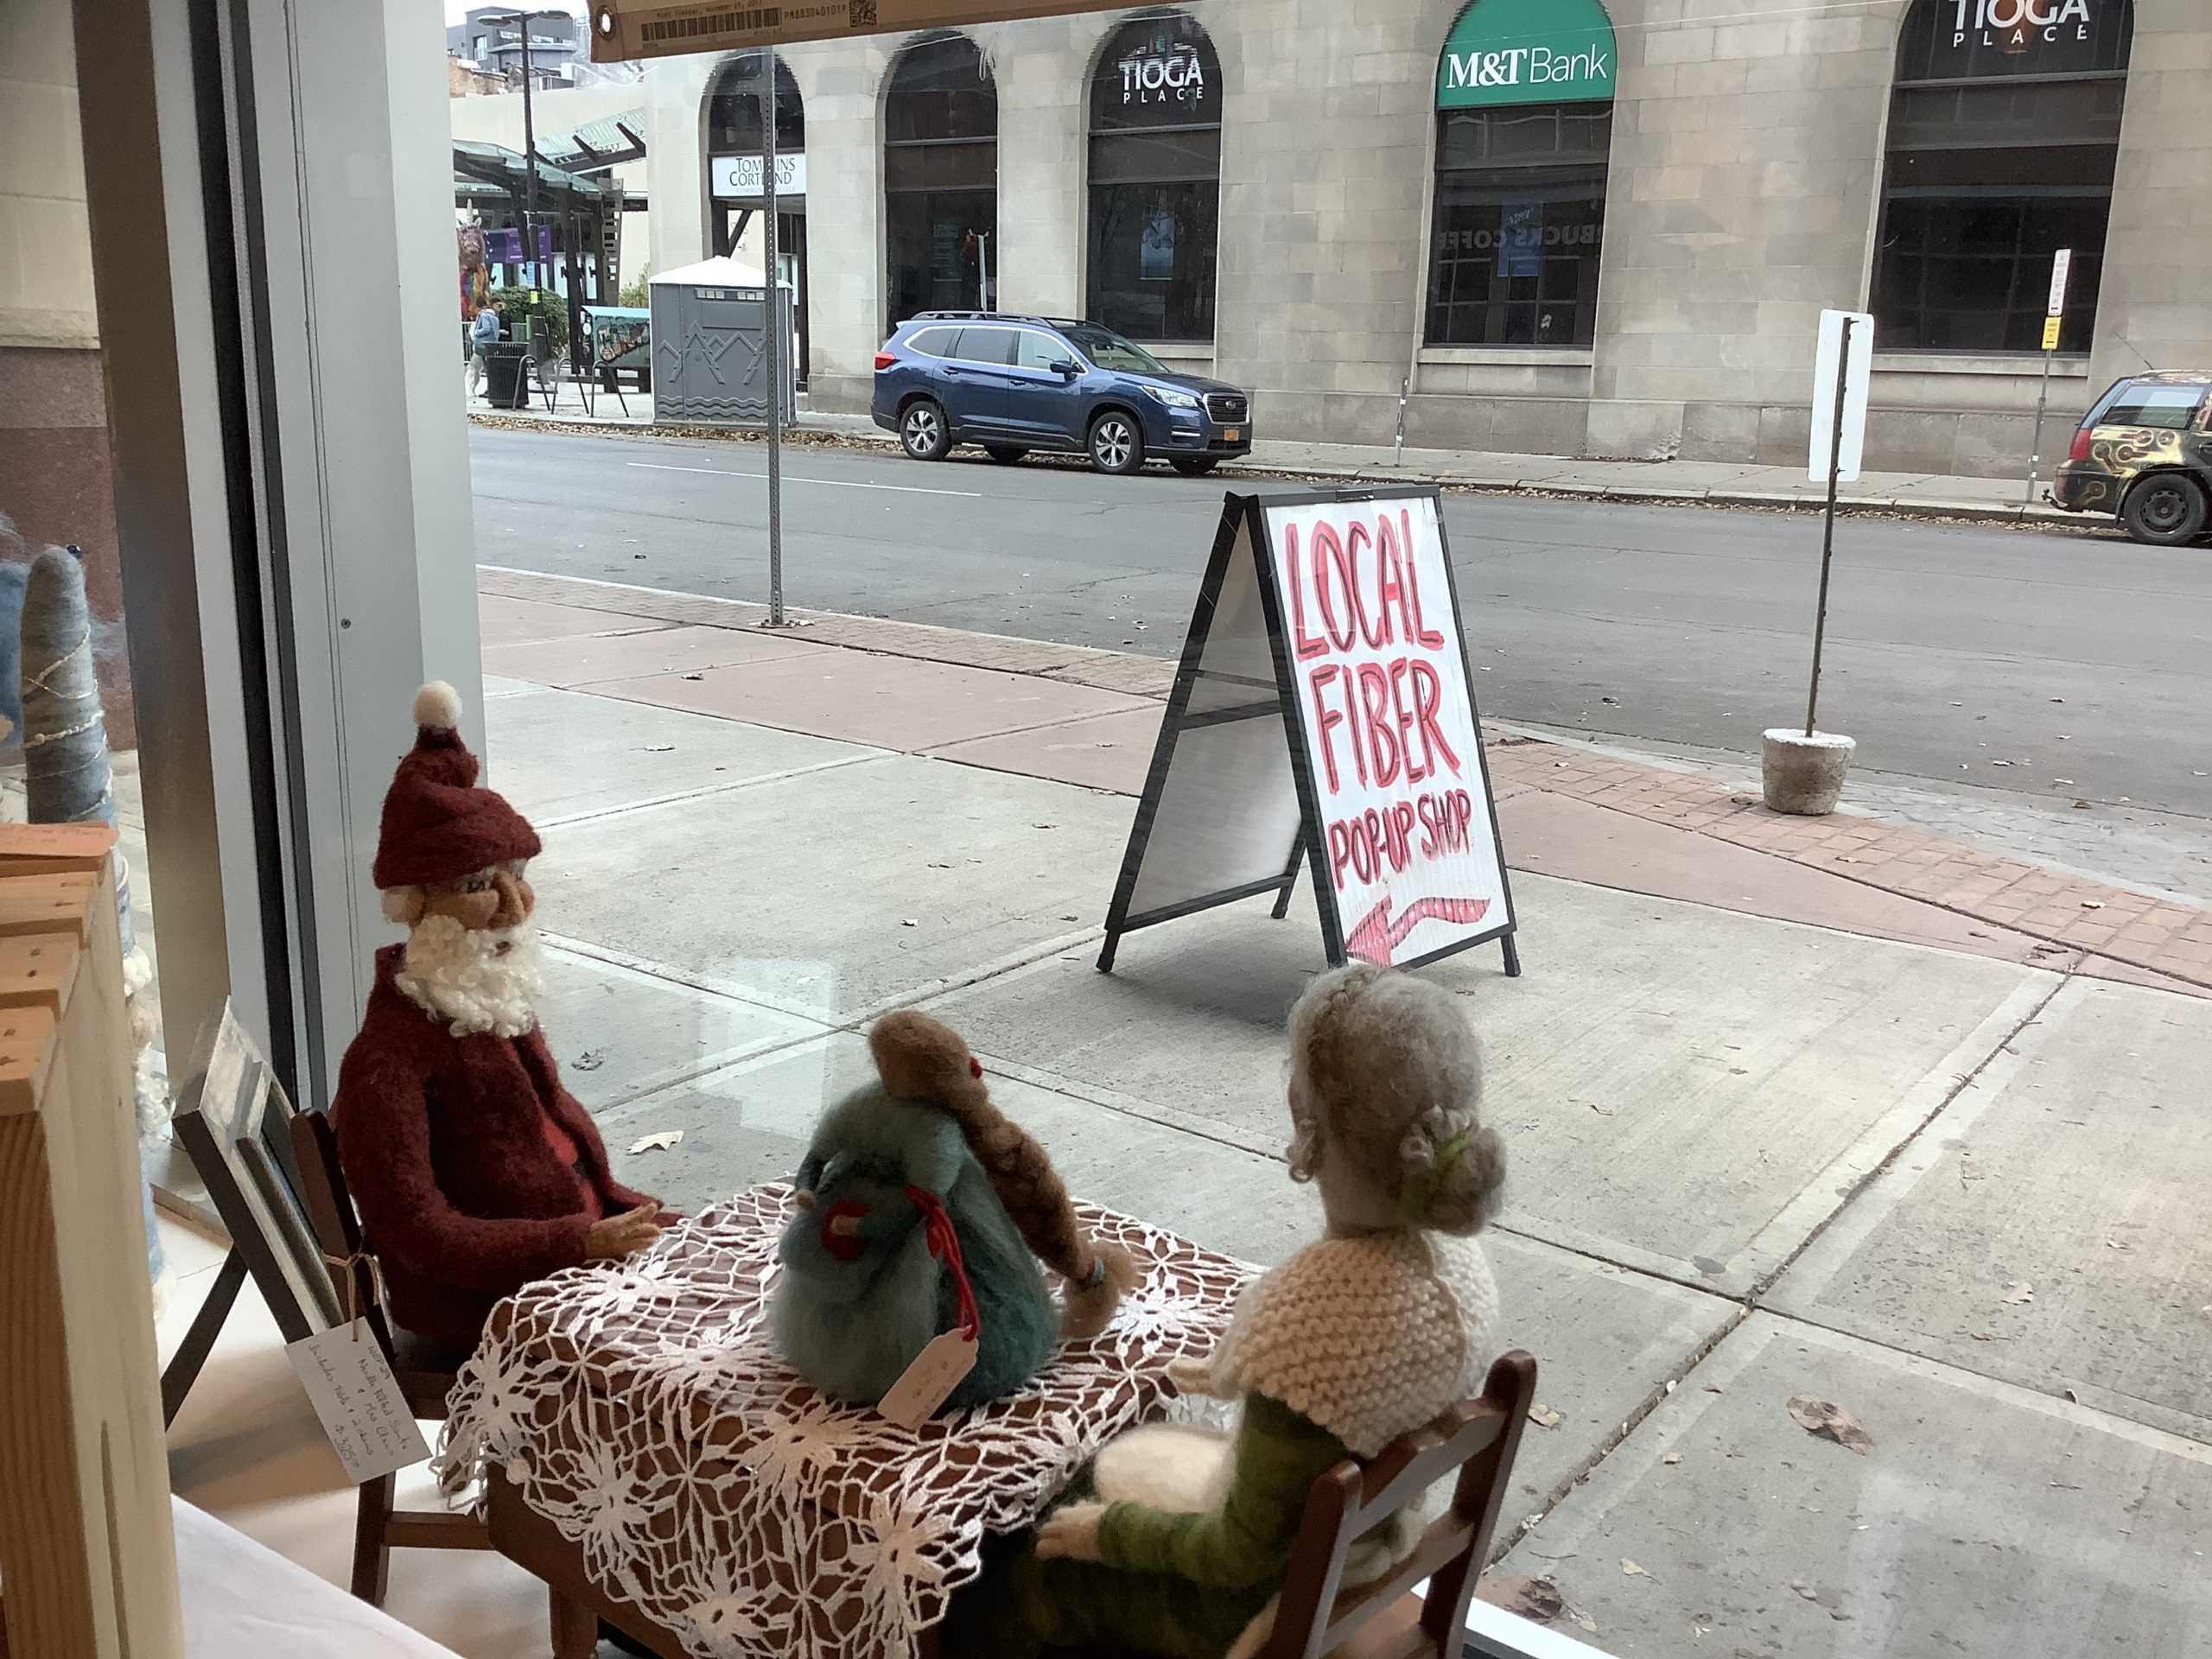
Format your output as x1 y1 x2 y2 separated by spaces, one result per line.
482 569 2211 992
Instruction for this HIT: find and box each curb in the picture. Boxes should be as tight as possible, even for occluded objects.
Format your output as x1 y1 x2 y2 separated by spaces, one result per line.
467 411 2106 532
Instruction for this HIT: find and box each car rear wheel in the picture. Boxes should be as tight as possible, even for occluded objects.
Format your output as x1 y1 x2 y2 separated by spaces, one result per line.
2120 474 2209 546
984 445 1028 465
1170 456 1219 478
1089 411 1144 476
899 399 951 462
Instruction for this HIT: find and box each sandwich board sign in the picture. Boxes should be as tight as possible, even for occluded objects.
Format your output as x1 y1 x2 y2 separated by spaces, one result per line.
1099 488 1518 976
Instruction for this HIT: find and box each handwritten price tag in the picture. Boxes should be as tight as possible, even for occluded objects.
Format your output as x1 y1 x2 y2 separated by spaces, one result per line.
876 1331 977 1430
286 1327 432 1484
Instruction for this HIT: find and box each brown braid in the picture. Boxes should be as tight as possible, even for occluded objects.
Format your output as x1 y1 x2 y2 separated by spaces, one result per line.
868 1010 1135 1338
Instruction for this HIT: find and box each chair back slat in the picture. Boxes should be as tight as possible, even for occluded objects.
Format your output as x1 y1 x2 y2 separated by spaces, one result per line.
1261 1350 1540 1659
289 1109 397 1356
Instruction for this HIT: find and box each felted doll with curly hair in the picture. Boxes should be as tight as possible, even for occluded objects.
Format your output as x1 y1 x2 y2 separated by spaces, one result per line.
773 1010 1135 1412
943 963 1505 1659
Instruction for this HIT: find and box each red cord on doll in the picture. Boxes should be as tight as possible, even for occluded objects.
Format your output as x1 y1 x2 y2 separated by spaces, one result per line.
906 1185 981 1340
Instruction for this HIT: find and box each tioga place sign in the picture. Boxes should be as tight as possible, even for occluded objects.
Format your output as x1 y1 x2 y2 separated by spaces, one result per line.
1437 0 1616 110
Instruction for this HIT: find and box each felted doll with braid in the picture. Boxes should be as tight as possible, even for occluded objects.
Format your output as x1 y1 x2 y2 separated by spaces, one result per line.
942 963 1506 1659
772 1010 1136 1412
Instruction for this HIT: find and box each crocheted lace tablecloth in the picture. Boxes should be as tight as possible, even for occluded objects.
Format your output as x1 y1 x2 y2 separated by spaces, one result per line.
440 1186 1254 1659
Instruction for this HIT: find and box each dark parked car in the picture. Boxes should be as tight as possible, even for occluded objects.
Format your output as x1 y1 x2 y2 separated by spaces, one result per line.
871 312 1252 477
2051 372 2212 546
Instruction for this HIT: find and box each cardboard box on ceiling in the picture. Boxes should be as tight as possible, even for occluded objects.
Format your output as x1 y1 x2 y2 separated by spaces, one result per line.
588 0 1133 62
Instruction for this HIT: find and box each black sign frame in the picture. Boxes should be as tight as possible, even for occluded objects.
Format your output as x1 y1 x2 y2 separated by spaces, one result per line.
1099 488 1521 979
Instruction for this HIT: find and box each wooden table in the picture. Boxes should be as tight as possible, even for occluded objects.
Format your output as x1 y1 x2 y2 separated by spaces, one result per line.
448 1189 1252 1659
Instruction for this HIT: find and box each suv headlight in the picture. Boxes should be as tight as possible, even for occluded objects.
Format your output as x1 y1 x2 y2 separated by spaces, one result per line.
1144 385 1201 410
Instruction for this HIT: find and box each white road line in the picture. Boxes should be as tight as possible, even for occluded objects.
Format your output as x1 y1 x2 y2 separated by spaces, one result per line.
626 460 982 499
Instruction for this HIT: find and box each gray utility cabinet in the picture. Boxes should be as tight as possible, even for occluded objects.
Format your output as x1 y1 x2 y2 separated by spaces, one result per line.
649 276 798 425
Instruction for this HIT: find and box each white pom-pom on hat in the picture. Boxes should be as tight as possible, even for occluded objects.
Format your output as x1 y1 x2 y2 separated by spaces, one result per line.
412 680 462 732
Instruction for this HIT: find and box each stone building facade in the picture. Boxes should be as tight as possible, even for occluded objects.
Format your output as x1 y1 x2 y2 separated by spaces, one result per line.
642 0 2212 480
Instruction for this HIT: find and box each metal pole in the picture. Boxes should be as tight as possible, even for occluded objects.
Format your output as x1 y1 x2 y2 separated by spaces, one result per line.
760 48 785 627
1394 375 1409 467
2024 346 2055 506
518 20 538 289
1806 317 1853 737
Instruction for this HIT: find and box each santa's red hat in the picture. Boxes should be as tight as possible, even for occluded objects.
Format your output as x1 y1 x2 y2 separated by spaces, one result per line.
372 682 541 891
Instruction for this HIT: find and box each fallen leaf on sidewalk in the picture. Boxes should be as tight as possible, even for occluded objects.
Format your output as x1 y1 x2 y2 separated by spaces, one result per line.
1786 1396 1873 1453
2004 1281 2036 1304
644 743 675 753
900 918 919 928
573 1049 607 1072
1477 1575 1565 1624
1528 1403 1562 1428
2081 900 2104 910
1791 1580 1821 1603
626 1130 683 1154
681 672 703 682
2054 778 2075 785
1662 1452 1682 1465
1621 1560 1649 1578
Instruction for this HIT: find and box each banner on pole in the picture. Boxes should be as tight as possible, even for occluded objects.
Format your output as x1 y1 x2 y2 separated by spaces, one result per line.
1098 489 1518 977
1808 309 1873 483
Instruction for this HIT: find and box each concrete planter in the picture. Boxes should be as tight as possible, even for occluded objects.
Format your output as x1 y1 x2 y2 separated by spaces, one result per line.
1762 728 1855 816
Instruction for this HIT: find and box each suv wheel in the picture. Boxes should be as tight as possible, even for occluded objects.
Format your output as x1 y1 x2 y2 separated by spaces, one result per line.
2120 474 2209 546
1089 411 1144 476
900 399 951 462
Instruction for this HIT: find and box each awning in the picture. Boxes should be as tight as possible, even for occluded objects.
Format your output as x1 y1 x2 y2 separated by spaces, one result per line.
453 138 622 206
538 107 647 175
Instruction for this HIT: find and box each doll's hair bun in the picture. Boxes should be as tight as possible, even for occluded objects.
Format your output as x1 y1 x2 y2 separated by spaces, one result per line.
1397 1109 1505 1236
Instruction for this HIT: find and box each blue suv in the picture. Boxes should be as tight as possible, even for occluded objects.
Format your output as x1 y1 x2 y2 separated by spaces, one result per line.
872 313 1253 477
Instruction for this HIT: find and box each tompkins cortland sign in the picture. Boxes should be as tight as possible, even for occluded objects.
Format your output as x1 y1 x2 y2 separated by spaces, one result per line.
1437 0 1616 110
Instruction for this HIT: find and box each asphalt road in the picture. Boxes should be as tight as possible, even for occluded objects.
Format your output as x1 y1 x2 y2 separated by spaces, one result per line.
472 426 2212 822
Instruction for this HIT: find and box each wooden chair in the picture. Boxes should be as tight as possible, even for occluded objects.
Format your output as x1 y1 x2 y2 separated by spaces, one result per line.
1263 1350 1541 1659
289 1108 493 1604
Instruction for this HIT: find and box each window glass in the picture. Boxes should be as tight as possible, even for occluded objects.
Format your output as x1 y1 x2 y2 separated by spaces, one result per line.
704 54 804 158
1085 13 1222 342
2099 384 2207 429
1014 332 1068 372
1056 322 1169 375
906 327 957 358
1872 0 2133 353
952 327 1016 365
884 35 997 330
1425 1 1617 348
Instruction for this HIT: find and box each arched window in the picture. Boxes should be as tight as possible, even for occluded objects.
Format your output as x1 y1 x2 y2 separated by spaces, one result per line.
1085 11 1222 343
1872 0 2132 353
1424 0 1618 352
884 34 998 332
1425 0 1616 348
704 54 808 380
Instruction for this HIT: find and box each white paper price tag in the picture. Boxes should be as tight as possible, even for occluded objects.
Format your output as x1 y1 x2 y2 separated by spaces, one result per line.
876 1331 978 1430
286 1327 433 1484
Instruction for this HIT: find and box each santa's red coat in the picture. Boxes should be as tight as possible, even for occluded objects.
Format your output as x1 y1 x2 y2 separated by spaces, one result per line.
334 944 658 1351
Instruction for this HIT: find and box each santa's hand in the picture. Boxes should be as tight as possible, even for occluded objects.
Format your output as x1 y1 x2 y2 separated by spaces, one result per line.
1166 1356 1218 1399
586 1205 663 1261
1034 1502 1107 1562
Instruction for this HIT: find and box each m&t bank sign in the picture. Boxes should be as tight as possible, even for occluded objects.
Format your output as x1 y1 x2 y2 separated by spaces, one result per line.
1438 0 1617 109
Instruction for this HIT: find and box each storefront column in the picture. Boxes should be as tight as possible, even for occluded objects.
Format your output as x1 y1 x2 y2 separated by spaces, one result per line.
789 38 894 412
989 21 1091 320
78 0 480 1106
646 53 716 284
2090 0 2212 391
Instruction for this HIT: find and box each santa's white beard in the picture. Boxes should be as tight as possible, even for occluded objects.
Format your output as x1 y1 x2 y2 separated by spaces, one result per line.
396 913 542 1038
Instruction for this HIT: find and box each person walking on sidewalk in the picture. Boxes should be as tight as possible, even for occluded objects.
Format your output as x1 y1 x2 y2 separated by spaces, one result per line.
466 301 501 399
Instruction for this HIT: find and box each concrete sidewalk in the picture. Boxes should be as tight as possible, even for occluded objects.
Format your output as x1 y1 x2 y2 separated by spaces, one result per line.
463 566 2210 1658
471 392 2099 530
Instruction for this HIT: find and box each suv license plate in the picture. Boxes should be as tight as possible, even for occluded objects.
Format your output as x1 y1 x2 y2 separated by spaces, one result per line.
1224 427 1242 442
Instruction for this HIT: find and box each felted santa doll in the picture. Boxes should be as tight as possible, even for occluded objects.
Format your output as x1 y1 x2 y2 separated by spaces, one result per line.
333 683 667 1361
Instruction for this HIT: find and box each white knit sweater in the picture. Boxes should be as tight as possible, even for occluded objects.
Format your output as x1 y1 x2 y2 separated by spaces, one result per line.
1206 1228 1499 1459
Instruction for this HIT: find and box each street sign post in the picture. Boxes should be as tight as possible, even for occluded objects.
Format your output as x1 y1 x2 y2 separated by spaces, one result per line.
1098 489 1519 979
1804 310 1870 737
2027 247 2073 504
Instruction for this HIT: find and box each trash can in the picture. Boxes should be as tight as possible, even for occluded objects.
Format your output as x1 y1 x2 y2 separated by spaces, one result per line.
483 342 531 410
